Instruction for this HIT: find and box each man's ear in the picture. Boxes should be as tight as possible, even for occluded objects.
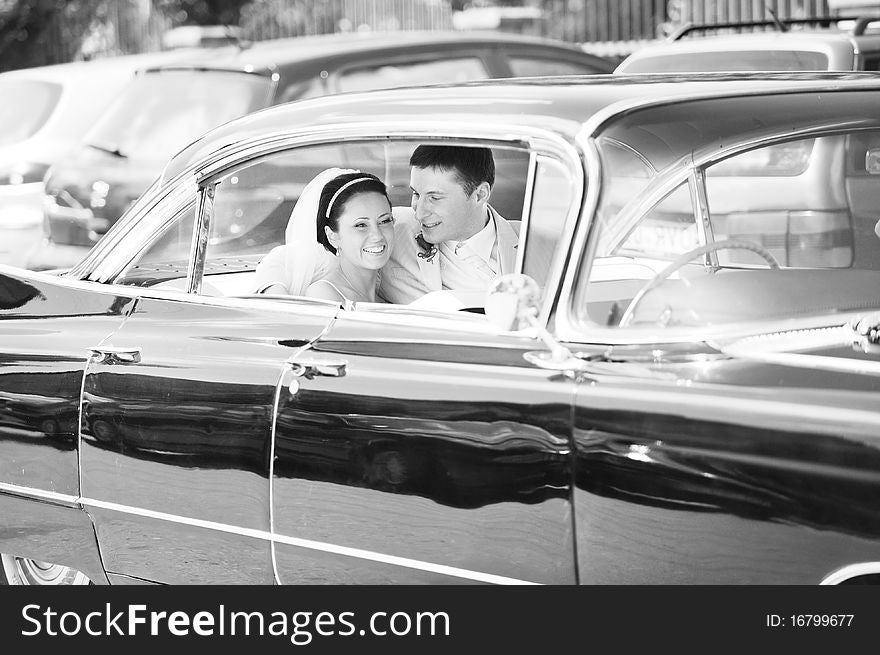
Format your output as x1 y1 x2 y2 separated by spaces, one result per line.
472 181 491 205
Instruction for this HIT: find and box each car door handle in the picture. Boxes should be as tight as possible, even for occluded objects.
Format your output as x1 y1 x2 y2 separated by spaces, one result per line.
289 354 347 378
89 346 142 365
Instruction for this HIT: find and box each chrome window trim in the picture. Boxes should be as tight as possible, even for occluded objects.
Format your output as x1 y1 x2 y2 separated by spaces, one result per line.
187 182 215 294
690 166 718 268
74 177 198 283
68 120 582 337
514 151 538 274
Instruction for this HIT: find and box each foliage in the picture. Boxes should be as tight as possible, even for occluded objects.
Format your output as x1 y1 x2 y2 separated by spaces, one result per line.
0 0 104 72
154 0 252 26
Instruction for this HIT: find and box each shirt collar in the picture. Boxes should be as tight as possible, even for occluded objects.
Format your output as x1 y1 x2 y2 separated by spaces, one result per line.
451 209 496 262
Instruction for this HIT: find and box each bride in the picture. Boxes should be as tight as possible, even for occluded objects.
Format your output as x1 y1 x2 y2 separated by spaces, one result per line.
306 170 394 304
254 168 394 304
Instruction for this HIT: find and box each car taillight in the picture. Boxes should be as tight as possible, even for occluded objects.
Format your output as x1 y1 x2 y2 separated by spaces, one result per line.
717 210 853 268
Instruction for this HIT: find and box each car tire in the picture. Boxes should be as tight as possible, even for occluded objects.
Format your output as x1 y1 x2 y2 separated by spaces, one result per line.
1 554 91 585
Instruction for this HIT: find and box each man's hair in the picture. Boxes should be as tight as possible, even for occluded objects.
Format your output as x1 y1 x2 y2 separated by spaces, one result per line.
409 145 495 196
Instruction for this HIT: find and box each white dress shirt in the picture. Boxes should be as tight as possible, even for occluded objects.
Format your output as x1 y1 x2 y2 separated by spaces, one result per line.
438 212 499 291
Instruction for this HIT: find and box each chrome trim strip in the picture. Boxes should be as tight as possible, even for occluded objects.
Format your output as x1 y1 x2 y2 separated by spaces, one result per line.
268 370 283 586
0 482 79 506
554 131 600 340
269 532 540 586
188 182 214 294
719 326 880 376
515 151 538 274
79 496 538 585
821 562 880 585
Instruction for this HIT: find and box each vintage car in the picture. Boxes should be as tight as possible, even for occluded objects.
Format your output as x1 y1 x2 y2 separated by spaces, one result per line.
2 72 880 585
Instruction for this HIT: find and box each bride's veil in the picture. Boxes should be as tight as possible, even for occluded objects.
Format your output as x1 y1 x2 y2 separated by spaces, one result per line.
285 167 360 244
254 167 359 295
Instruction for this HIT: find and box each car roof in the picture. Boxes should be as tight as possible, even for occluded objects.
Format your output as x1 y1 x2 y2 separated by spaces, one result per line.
0 49 206 82
143 30 608 75
162 71 880 183
617 20 880 72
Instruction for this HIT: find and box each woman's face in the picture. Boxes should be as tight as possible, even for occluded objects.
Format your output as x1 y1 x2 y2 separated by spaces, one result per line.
327 191 394 270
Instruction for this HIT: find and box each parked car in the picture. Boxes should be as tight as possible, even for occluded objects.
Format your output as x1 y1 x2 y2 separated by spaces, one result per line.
0 51 200 268
29 30 613 271
615 14 880 73
4 72 880 586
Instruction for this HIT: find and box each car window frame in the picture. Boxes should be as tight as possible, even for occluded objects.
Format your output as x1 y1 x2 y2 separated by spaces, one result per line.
559 117 880 344
72 120 583 333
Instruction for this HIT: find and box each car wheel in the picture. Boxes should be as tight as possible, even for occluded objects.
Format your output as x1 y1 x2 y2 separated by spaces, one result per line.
1 554 91 585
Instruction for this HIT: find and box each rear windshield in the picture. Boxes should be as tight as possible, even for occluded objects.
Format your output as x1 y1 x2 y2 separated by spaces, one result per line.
622 50 829 72
84 69 271 162
0 79 62 146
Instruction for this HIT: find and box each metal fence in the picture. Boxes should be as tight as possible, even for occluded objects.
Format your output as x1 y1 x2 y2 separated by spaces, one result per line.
39 0 857 65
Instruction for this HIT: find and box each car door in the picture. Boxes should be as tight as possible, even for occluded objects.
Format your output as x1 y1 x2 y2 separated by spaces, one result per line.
0 270 133 580
272 314 576 584
77 178 338 584
269 141 583 584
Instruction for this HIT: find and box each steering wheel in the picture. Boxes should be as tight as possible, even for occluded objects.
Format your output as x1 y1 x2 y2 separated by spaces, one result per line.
618 239 780 328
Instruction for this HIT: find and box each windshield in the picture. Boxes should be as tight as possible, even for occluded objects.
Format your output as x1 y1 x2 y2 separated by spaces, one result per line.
0 79 62 146
621 50 829 73
578 90 880 332
84 69 270 162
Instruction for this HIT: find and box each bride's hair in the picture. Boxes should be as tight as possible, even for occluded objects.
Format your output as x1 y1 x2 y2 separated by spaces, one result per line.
316 172 389 254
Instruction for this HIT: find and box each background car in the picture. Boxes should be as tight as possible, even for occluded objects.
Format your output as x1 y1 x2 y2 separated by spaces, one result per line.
0 50 197 268
3 72 880 586
615 14 880 73
30 30 613 271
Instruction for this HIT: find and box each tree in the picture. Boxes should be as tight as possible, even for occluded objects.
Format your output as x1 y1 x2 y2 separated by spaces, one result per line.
155 0 252 26
0 0 105 71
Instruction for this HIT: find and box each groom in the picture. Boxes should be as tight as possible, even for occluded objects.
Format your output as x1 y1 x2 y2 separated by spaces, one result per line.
378 145 519 305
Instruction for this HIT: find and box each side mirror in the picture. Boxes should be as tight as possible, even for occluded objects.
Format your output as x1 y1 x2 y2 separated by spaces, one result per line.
486 274 580 369
485 273 542 331
867 148 880 175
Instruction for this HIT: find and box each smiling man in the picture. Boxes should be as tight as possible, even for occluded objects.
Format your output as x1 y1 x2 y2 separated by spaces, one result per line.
378 145 519 305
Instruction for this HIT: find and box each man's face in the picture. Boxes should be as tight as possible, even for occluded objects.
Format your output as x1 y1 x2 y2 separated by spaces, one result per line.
409 166 483 244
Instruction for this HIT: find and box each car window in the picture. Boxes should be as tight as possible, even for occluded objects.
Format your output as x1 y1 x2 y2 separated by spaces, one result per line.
113 197 197 288
520 156 575 290
85 70 270 162
580 121 880 330
0 78 61 146
335 57 489 94
194 139 531 299
507 56 607 77
621 50 829 72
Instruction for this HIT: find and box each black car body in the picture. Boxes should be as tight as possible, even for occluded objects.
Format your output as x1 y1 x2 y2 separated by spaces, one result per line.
31 30 612 271
2 72 880 585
